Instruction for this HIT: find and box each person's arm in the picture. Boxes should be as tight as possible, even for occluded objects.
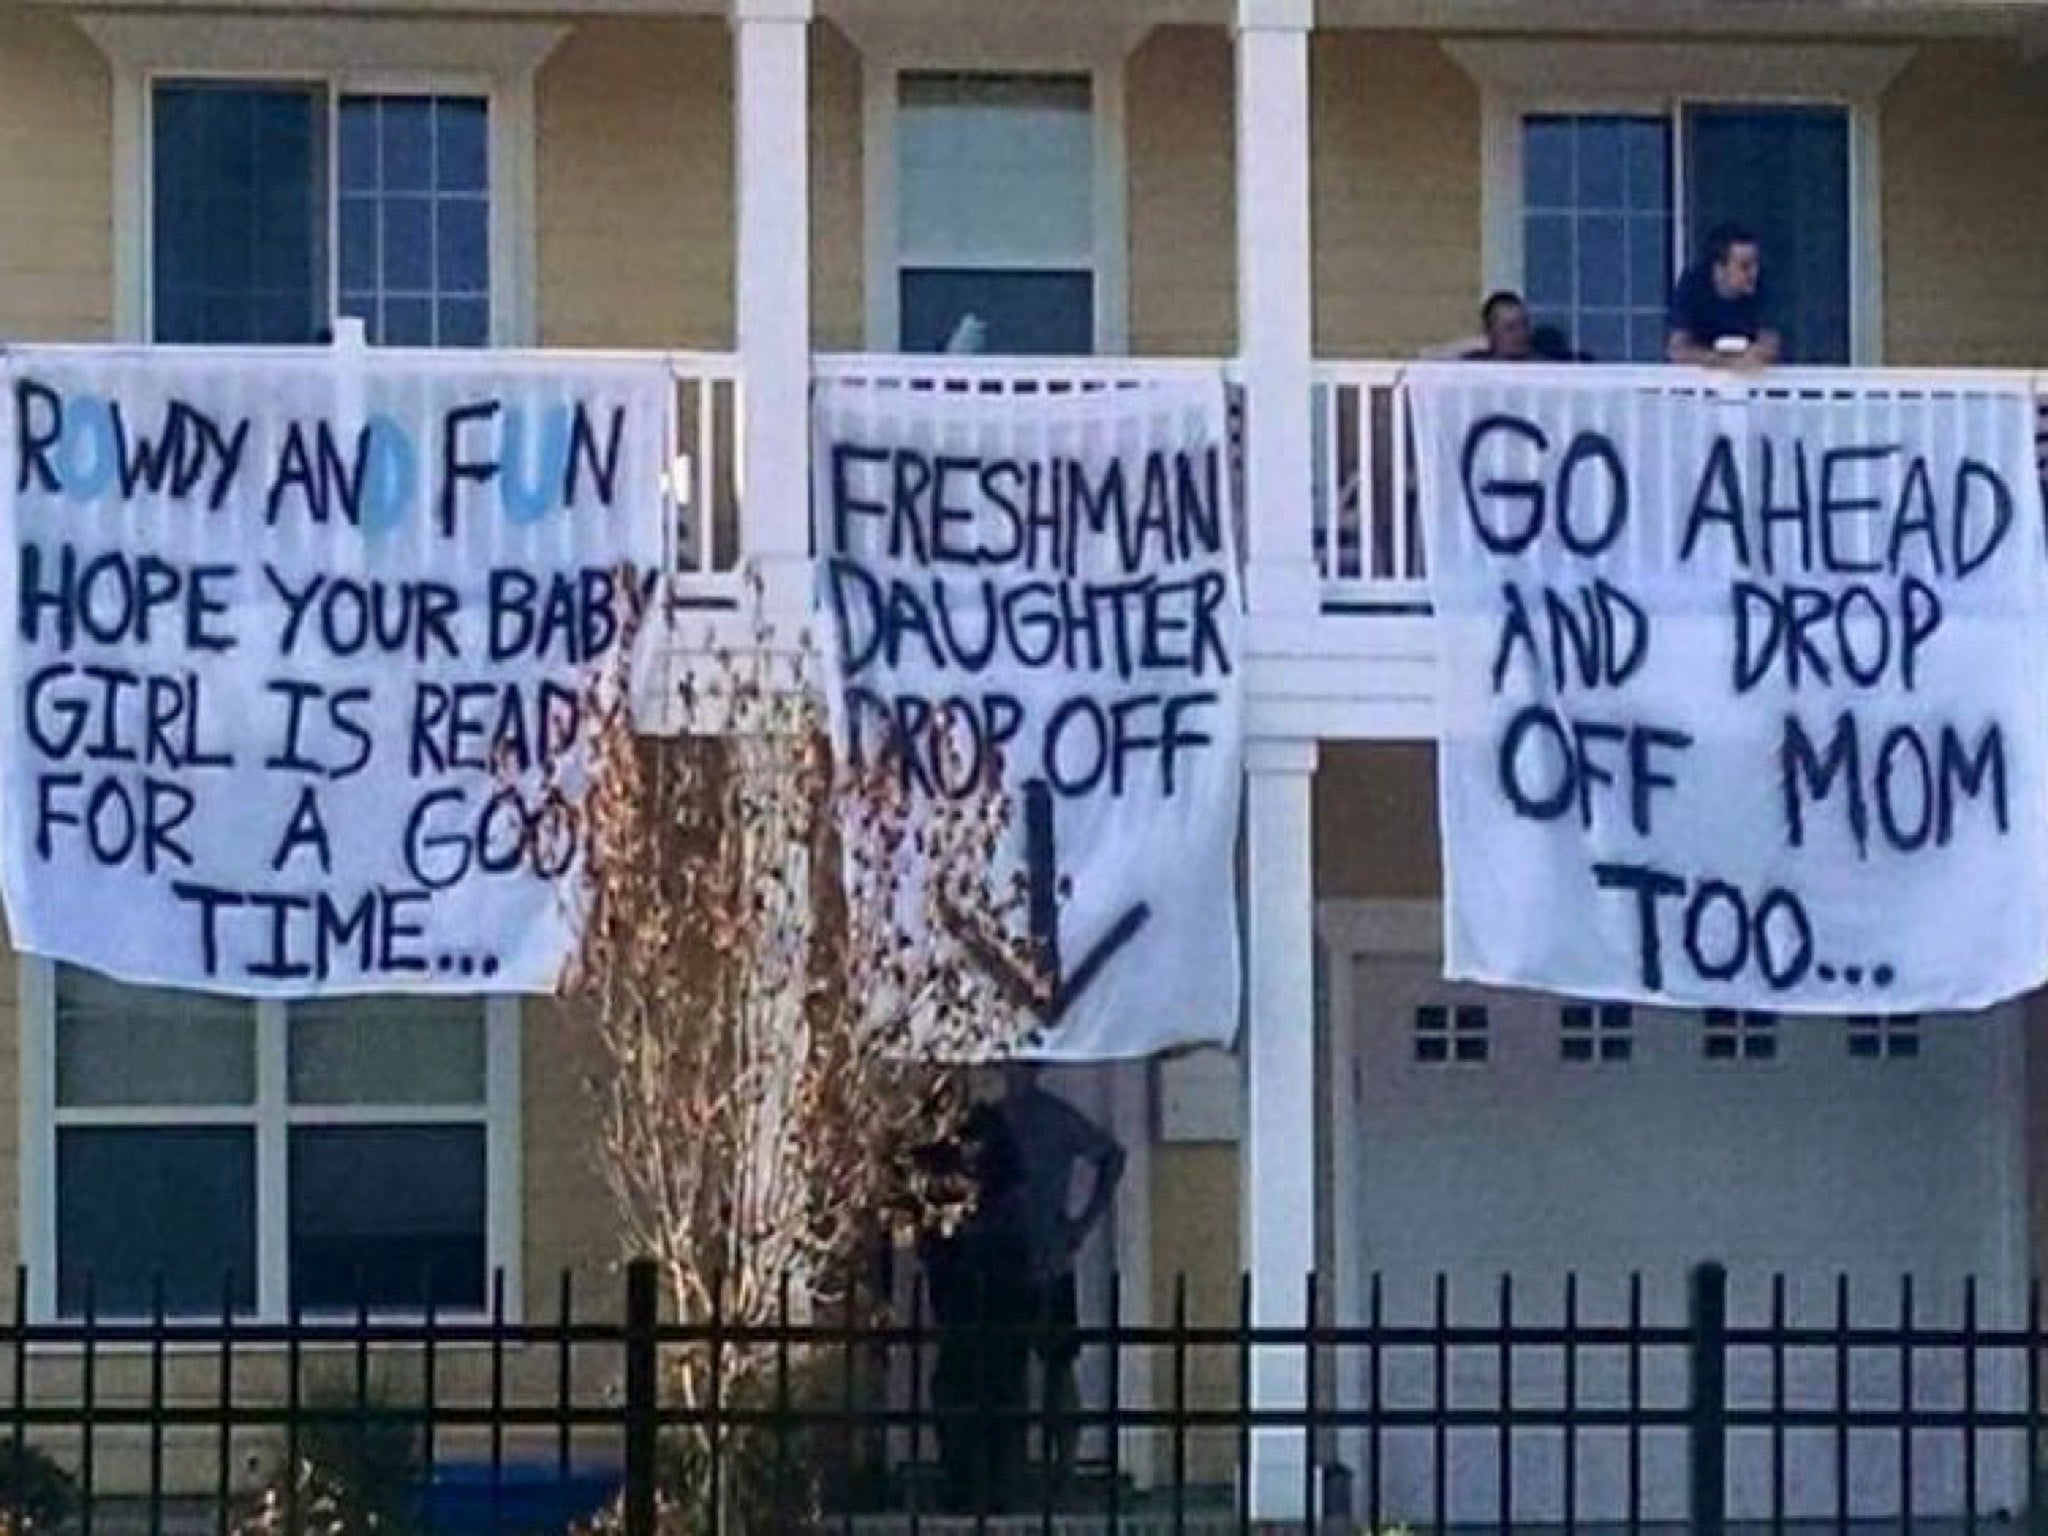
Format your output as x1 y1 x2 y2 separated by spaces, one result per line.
1667 327 1775 372
1055 1107 1126 1257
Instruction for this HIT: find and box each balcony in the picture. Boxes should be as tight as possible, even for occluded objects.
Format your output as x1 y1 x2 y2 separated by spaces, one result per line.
16 341 2035 741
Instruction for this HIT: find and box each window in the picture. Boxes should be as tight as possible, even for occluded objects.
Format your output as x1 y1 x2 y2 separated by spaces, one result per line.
34 967 515 1320
1702 1008 1778 1061
1847 1013 1922 1060
1414 1003 1489 1065
1560 1002 1633 1063
152 82 491 346
894 73 1096 356
1518 104 1850 363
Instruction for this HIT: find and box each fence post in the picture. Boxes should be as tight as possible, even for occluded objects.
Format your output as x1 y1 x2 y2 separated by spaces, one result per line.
1690 1261 1728 1536
624 1259 659 1536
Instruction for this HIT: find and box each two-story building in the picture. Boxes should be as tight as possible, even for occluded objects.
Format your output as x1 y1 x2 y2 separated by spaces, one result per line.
6 0 2048 1521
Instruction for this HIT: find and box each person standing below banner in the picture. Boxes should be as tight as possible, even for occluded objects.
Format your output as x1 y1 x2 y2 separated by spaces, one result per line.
1666 222 1782 370
996 1061 1126 1498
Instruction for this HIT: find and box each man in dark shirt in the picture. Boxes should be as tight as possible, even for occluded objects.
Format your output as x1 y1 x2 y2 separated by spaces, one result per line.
1667 223 1781 370
997 1062 1125 1493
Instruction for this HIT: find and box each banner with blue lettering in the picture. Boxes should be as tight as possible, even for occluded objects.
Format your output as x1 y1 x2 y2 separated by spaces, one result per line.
814 378 1242 1059
0 351 668 994
1413 367 2048 1012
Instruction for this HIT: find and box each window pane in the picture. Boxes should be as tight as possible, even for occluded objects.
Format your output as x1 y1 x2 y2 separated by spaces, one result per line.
152 82 326 344
1685 105 1851 364
1521 113 1669 362
900 267 1093 356
898 73 1093 268
338 93 491 347
377 97 434 193
59 1128 255 1316
291 1126 486 1311
435 98 489 193
289 996 487 1105
56 967 254 1107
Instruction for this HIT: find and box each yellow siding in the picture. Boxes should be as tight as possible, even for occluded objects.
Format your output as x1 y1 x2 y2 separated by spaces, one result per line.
1149 1142 1240 1484
536 18 733 349
1882 41 2048 366
1316 743 1440 900
1127 26 1236 356
1312 33 1480 358
0 11 110 340
520 997 625 1314
811 20 866 350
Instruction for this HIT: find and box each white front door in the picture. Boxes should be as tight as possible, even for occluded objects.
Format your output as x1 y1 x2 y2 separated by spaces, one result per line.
1328 907 2028 1524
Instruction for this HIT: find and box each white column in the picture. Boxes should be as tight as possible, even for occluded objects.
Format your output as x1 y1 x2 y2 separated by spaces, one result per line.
1235 0 1318 617
733 0 813 616
1242 737 1320 1519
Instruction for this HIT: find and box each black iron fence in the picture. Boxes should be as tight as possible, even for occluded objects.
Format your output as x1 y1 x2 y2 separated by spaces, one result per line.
0 1260 2043 1533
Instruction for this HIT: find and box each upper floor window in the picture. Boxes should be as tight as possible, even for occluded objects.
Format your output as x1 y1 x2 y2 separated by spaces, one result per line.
894 72 1095 356
152 82 491 347
1519 104 1849 364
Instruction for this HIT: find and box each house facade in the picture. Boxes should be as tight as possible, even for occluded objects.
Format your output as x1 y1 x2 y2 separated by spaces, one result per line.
5 0 2048 1520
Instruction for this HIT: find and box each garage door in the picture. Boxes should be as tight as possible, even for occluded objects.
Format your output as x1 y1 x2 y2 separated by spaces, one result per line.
1333 940 2028 1524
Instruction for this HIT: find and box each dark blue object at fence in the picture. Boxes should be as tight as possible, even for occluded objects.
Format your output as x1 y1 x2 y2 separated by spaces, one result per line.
422 1463 620 1535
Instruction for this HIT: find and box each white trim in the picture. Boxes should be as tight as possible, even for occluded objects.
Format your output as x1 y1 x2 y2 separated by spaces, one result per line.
485 995 525 1320
81 14 562 347
858 53 1132 355
255 998 290 1318
17 962 56 1328
1455 39 1913 368
17 960 524 1324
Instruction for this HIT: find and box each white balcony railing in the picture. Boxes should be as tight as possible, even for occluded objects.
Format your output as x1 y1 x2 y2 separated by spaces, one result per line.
667 352 743 586
1313 361 1422 610
1310 361 2048 614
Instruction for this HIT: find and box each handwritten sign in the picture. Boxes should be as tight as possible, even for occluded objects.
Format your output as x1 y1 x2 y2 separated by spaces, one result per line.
0 352 667 994
1413 369 2048 1011
814 378 1243 1059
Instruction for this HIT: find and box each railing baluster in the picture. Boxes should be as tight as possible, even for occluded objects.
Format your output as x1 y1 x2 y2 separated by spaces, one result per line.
1964 1276 1979 1531
1108 1269 1124 1534
1564 1272 1578 1535
1836 1273 1852 1530
80 1275 95 1536
1368 1272 1383 1534
147 1274 165 1536
1433 1271 1448 1536
215 1272 233 1536
1900 1274 1914 1525
490 1268 507 1532
1236 1272 1251 1536
9 1269 25 1536
1772 1272 1786 1534
1301 1270 1316 1531
1171 1273 1187 1536
1627 1272 1642 1535
557 1270 573 1488
1499 1271 1513 1533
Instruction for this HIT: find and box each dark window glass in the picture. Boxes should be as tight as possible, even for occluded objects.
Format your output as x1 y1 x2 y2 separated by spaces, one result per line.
1684 105 1851 364
290 1126 487 1311
900 268 1093 356
152 83 325 344
58 1128 256 1317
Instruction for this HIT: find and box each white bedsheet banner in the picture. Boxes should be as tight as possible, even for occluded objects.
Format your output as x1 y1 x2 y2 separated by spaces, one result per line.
1413 367 2048 1012
0 351 668 994
814 377 1242 1059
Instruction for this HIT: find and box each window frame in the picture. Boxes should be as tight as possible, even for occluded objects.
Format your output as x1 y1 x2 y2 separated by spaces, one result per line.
80 15 562 347
1452 40 1913 367
861 48 1129 355
17 959 523 1324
